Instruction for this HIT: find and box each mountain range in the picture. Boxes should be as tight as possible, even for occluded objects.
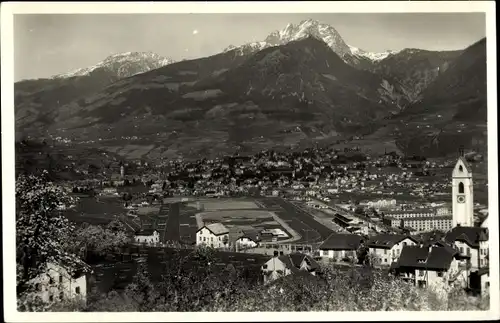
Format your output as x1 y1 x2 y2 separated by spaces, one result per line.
15 19 487 160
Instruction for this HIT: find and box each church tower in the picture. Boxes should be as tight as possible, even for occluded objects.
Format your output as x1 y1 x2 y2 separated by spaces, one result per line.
452 147 474 227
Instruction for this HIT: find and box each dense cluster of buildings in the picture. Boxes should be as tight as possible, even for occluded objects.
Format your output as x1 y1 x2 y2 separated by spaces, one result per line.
28 151 490 306
187 155 490 295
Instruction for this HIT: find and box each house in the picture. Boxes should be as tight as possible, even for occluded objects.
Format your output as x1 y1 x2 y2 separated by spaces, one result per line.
478 267 490 296
480 215 488 228
100 187 118 196
27 262 89 304
260 228 289 240
196 223 230 249
444 226 489 271
391 245 467 291
110 174 125 187
367 234 419 266
235 231 260 250
134 229 160 245
261 252 320 284
318 233 364 263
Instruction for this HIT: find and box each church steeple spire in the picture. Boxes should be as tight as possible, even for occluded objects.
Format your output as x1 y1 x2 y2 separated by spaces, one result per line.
458 145 465 157
452 152 474 228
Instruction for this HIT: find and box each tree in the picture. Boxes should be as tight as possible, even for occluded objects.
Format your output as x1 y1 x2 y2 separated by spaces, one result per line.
16 171 90 294
356 243 370 265
66 221 131 260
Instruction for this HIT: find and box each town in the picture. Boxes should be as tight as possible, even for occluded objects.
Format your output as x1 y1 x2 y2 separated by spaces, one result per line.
11 8 493 315
17 143 490 310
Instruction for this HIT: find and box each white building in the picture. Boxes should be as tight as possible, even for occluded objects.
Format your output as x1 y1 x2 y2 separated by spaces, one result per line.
452 155 474 227
101 187 118 196
478 268 490 296
196 223 230 249
391 244 467 291
384 209 436 220
260 228 289 239
27 263 88 304
444 226 489 272
134 229 160 245
366 199 397 209
236 237 258 249
261 252 319 284
367 234 419 266
387 215 453 233
318 233 364 262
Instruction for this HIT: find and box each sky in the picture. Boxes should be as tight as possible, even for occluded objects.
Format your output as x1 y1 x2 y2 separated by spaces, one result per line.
14 13 486 81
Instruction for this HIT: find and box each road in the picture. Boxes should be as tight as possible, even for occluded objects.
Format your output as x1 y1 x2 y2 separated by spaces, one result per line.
164 202 180 242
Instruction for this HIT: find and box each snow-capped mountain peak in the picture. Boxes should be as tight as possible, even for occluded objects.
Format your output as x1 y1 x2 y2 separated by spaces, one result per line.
223 19 399 65
53 51 175 79
348 45 398 61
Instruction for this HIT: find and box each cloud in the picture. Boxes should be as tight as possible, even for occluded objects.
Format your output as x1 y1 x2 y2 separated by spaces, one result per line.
192 29 199 35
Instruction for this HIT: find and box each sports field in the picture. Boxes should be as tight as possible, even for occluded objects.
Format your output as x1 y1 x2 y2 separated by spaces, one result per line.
186 199 260 211
258 197 334 244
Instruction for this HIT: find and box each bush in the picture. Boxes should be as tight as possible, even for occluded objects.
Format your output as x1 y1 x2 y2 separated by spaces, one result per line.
22 259 490 312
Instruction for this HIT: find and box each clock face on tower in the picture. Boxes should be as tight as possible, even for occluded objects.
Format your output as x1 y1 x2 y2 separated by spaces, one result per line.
457 195 466 203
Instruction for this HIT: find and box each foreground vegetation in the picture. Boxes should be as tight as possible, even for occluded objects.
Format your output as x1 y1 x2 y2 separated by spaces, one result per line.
16 172 490 312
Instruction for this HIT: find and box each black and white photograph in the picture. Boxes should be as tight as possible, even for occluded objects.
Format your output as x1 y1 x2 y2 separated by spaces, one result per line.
2 1 498 321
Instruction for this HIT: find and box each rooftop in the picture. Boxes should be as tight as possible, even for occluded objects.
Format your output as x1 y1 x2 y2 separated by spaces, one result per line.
319 233 364 251
202 223 230 236
445 226 488 248
394 245 458 271
367 234 417 249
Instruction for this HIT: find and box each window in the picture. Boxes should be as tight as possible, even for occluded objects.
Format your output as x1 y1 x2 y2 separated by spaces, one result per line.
459 165 463 172
59 291 64 300
437 271 444 277
59 275 63 283
384 249 387 255
323 250 328 256
460 247 464 253
419 270 424 277
49 295 54 302
403 242 407 246
480 259 484 266
262 264 268 269
486 282 490 288
75 286 81 294
459 182 464 194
